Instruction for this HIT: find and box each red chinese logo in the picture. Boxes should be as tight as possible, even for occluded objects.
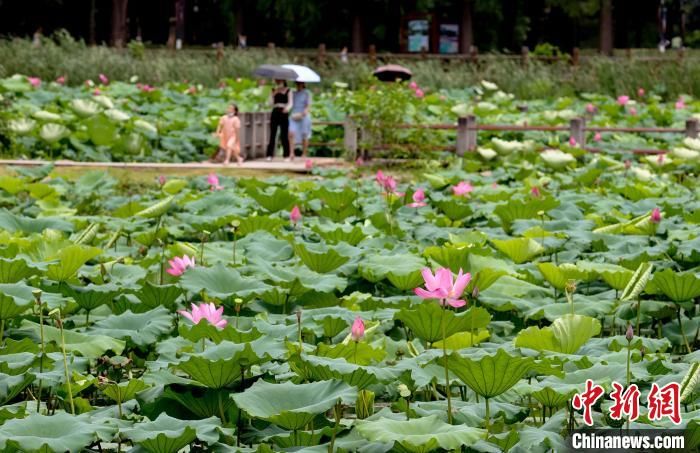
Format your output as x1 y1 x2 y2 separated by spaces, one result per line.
609 381 640 421
572 379 605 426
647 382 681 425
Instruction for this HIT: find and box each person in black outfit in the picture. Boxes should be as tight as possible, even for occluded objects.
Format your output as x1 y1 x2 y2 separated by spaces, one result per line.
266 79 292 160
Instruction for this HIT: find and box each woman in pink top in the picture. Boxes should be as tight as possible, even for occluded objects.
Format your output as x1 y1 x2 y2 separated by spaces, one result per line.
215 104 242 165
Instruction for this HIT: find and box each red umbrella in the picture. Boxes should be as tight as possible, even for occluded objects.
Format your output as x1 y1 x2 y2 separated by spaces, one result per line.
373 64 412 82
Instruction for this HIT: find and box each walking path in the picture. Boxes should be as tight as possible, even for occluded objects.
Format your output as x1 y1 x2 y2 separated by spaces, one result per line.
0 158 346 173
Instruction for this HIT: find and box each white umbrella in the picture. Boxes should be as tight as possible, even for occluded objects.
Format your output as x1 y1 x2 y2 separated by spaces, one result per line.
282 64 321 83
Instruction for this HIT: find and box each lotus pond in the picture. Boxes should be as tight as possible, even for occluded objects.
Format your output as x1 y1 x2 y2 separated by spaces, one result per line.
0 146 698 452
3 74 700 162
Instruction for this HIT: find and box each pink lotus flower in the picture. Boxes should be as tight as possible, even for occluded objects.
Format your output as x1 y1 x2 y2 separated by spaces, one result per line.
530 186 541 197
375 170 397 193
187 86 197 94
408 188 427 207
55 76 66 85
355 157 364 166
624 159 632 169
657 153 665 165
415 88 424 99
617 95 629 106
92 89 101 96
409 81 418 90
452 181 473 196
98 73 109 85
638 88 645 97
650 207 662 223
586 103 596 114
178 302 227 329
290 205 302 224
305 159 313 169
414 267 471 308
594 132 602 141
491 182 499 189
166 255 195 276
207 173 222 191
675 98 685 109
158 175 166 186
629 107 637 116
140 84 155 93
351 316 365 341
569 137 577 146
27 77 41 88
85 79 94 87
439 95 446 101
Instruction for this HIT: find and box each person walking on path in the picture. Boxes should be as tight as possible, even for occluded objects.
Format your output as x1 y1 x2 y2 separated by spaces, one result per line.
288 82 312 161
215 103 242 165
266 79 292 160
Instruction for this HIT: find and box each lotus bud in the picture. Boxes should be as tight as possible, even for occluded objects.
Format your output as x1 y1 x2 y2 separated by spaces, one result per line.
530 186 541 198
296 310 302 324
565 279 577 294
637 88 645 97
650 207 662 224
472 286 479 299
32 289 42 302
351 316 365 342
158 175 166 186
356 389 375 419
626 324 634 342
398 384 411 398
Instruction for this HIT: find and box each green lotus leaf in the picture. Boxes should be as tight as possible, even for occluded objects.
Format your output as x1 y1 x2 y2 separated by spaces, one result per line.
317 341 386 365
19 320 125 359
70 98 101 117
102 378 149 404
395 303 491 344
540 149 576 169
537 262 589 290
232 379 357 430
313 186 357 211
432 329 490 349
160 387 234 419
433 199 473 221
60 282 119 311
0 257 40 284
122 413 228 453
0 209 73 233
8 118 36 135
104 108 130 122
89 307 173 347
0 412 114 453
45 244 102 281
39 123 68 143
294 243 350 273
0 372 35 405
176 341 269 388
387 269 425 290
248 186 298 213
312 224 367 246
33 110 63 122
446 349 534 399
162 179 188 195
492 137 526 154
620 262 653 301
0 283 38 320
136 281 183 309
651 268 700 303
358 253 425 283
514 314 601 354
235 215 285 237
180 263 271 299
135 195 174 219
531 386 576 408
493 197 559 232
134 119 158 135
292 354 395 388
178 323 261 344
355 414 485 452
492 237 544 264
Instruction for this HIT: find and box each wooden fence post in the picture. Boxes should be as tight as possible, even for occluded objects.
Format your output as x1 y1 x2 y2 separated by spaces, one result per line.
466 115 477 151
344 116 358 159
318 43 326 65
456 117 468 156
685 118 699 138
572 47 580 66
469 45 478 64
570 117 585 145
368 44 377 66
521 46 529 68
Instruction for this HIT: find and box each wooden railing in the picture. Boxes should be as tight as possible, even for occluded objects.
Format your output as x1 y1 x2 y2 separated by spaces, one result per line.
239 112 700 159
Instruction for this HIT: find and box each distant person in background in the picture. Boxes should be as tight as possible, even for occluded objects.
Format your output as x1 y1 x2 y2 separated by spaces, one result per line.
32 27 43 47
340 46 348 63
266 79 292 161
238 34 247 49
658 0 670 52
215 103 242 165
288 82 312 161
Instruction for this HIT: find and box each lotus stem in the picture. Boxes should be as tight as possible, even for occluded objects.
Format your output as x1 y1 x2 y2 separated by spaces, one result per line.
677 306 692 354
441 303 453 424
353 341 358 364
85 309 90 328
37 297 45 413
218 392 226 425
328 402 342 453
0 319 4 347
56 313 75 415
635 298 642 337
484 397 490 433
626 342 631 432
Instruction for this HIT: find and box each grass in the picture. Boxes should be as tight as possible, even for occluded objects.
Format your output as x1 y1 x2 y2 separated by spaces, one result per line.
2 33 700 99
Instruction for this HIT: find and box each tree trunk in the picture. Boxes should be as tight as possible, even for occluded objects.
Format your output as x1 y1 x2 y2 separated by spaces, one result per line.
175 0 186 49
351 13 364 53
111 0 128 48
89 0 97 45
599 0 613 55
460 0 473 54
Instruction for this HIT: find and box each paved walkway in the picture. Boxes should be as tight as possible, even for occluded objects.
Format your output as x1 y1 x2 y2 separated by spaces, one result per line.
0 158 346 173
